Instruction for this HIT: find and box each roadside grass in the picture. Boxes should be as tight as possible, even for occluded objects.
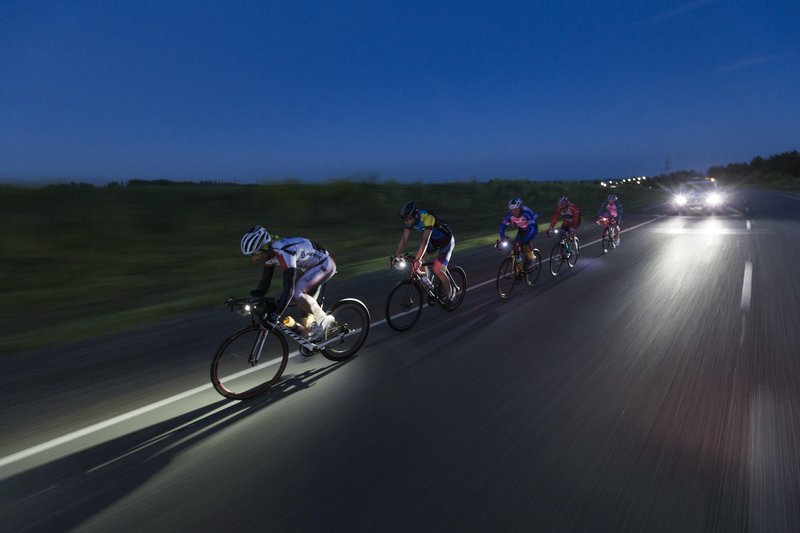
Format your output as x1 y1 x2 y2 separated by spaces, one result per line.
0 180 664 354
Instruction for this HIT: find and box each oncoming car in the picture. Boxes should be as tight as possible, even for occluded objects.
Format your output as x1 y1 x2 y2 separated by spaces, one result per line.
673 179 725 215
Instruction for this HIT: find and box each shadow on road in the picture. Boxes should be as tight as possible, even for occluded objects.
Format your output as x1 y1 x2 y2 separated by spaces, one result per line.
0 357 352 531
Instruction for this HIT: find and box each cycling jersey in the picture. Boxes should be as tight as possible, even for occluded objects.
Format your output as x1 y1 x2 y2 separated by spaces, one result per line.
598 200 622 224
550 203 581 229
255 237 335 314
404 209 453 247
500 206 539 243
265 237 329 270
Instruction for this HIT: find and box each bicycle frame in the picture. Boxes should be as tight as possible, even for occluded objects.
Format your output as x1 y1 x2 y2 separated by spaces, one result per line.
393 254 461 303
226 297 350 364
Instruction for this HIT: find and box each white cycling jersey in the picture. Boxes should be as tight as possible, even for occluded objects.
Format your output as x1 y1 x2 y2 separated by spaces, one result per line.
264 237 329 271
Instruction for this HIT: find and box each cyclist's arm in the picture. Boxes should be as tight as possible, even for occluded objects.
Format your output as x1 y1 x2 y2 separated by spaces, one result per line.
394 227 411 257
274 267 296 316
549 210 559 229
499 213 511 239
251 264 275 297
416 228 432 262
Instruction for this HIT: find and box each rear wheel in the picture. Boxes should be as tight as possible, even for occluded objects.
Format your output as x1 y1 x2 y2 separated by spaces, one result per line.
496 257 517 299
550 242 565 276
211 325 289 400
385 280 424 331
524 249 542 287
321 298 370 361
442 266 467 310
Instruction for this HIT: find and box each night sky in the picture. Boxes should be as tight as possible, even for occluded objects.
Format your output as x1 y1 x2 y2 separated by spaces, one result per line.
1 0 798 184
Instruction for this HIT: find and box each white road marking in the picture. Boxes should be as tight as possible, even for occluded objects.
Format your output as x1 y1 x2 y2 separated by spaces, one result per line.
746 220 751 231
0 214 667 471
741 261 753 311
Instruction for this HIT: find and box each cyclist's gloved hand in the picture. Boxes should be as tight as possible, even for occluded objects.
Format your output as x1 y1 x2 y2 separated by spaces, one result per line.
389 255 397 269
265 312 280 325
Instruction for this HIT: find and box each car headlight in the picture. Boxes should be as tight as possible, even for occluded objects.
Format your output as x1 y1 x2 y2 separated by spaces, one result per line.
706 192 723 206
674 194 687 206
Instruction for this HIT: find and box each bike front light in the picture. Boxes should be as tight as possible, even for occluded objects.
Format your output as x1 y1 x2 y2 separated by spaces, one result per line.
674 194 687 206
396 259 408 270
500 240 509 249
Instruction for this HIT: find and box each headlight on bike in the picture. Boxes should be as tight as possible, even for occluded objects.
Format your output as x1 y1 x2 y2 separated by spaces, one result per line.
395 259 408 270
500 240 509 249
674 194 687 206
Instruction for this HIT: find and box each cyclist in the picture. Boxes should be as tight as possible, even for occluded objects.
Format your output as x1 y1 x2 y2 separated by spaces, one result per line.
241 225 336 340
499 197 539 269
597 194 622 247
392 201 456 302
547 195 581 247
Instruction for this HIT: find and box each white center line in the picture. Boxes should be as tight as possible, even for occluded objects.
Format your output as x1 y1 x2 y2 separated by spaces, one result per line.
746 220 751 231
0 214 667 471
741 261 753 311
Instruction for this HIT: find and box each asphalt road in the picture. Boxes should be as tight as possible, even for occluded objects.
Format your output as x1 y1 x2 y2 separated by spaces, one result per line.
2 189 799 532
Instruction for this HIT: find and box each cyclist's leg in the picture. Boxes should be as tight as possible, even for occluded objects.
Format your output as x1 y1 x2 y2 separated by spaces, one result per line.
431 236 454 298
295 256 337 324
519 226 537 261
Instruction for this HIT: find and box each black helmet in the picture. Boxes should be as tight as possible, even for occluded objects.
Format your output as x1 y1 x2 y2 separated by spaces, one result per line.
400 200 418 219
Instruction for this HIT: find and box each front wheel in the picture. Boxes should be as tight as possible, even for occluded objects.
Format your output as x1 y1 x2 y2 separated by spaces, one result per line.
602 227 612 253
321 298 371 361
211 325 289 400
385 280 424 331
524 249 542 287
496 257 517 299
550 242 565 276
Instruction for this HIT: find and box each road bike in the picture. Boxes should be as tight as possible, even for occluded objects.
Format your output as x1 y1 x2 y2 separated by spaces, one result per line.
211 288 370 399
549 228 580 276
384 254 467 331
494 238 542 299
596 215 619 254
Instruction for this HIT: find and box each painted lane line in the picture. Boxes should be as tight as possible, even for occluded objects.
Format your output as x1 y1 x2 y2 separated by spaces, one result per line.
746 220 751 231
0 214 667 471
741 261 753 311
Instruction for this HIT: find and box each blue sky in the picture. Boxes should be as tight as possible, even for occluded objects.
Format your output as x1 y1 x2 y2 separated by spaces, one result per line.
1 0 798 183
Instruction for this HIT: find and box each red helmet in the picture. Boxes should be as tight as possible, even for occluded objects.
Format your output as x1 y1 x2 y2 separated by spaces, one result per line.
557 195 569 209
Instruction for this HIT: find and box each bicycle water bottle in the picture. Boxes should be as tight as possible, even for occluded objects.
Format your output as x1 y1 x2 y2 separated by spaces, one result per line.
420 275 434 291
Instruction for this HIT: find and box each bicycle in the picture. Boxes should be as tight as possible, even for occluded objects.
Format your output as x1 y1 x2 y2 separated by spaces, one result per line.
548 228 580 276
596 215 618 254
494 238 542 299
384 254 467 331
210 289 370 399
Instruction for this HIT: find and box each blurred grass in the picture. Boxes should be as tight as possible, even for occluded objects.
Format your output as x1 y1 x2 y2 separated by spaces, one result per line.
0 180 665 354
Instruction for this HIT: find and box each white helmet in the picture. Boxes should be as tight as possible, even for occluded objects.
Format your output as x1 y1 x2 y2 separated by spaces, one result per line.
508 197 523 209
240 225 271 255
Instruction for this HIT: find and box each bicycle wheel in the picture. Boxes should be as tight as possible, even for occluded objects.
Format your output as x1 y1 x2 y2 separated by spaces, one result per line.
496 257 517 299
211 325 289 400
568 236 580 267
550 242 565 276
524 249 542 287
602 227 612 254
385 280 424 331
442 266 467 310
321 298 371 361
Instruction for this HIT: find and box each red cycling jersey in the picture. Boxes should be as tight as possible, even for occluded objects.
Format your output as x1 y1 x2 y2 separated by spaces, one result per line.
550 203 580 229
